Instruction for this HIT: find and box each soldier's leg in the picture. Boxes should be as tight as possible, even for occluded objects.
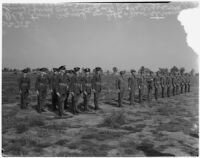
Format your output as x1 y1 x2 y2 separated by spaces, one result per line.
94 92 99 110
75 94 81 113
155 88 157 100
64 92 69 110
59 95 65 116
71 95 76 114
83 93 88 111
20 92 24 109
24 91 29 108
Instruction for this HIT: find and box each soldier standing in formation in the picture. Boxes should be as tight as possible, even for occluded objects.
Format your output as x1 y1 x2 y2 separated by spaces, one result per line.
92 67 102 110
50 68 59 111
116 71 126 107
128 69 137 105
70 67 82 114
19 68 31 109
176 73 180 95
35 68 49 113
160 72 165 98
146 71 154 102
56 66 70 116
82 68 92 111
137 70 144 103
166 73 172 97
154 71 160 100
187 73 191 92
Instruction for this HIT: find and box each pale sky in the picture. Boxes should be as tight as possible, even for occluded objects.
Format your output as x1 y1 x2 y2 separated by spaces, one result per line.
2 3 199 72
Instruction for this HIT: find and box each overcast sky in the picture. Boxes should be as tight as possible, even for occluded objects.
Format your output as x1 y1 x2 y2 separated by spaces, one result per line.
2 5 199 72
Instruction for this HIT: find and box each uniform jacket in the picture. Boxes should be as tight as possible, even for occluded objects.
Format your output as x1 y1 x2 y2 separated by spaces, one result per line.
153 76 160 88
70 74 82 94
160 75 165 87
92 73 102 92
116 76 126 91
19 75 31 92
146 75 154 89
137 75 144 89
82 75 92 94
166 76 172 87
128 75 137 90
57 73 70 95
35 75 49 92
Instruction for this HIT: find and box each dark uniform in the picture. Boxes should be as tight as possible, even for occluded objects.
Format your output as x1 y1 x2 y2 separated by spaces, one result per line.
187 74 191 92
176 74 180 95
166 73 172 97
35 68 49 113
180 74 184 94
137 73 144 103
154 73 160 100
172 74 177 96
70 67 82 114
82 68 92 111
56 66 70 116
50 68 59 111
128 69 137 105
146 71 154 101
19 69 31 109
184 74 187 93
92 67 102 110
160 74 165 98
116 71 126 107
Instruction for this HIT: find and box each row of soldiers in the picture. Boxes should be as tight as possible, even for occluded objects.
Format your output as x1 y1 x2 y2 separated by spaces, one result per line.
19 66 102 116
116 69 191 106
19 66 192 116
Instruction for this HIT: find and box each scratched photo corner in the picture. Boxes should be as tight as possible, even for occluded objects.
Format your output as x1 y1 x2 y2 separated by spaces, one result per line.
2 1 199 157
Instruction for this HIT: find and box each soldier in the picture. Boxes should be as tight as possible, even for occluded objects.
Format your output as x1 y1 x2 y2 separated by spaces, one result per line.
172 73 177 96
56 66 70 116
82 68 92 111
116 71 126 107
35 68 49 113
92 67 102 110
146 71 154 102
187 73 191 92
64 70 72 110
180 72 184 94
128 69 137 105
154 71 160 100
70 67 82 114
184 73 188 93
137 70 145 103
166 73 172 97
160 72 165 98
176 73 180 95
19 68 31 109
50 68 59 111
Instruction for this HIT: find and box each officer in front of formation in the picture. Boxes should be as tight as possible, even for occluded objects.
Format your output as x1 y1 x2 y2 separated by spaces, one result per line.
70 67 82 114
128 69 137 105
35 68 49 113
116 70 126 107
82 68 92 111
19 68 31 109
92 67 102 110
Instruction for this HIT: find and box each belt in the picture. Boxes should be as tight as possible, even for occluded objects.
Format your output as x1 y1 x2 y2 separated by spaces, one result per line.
59 83 68 86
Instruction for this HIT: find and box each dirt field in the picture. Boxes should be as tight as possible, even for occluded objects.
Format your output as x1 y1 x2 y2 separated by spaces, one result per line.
2 72 199 156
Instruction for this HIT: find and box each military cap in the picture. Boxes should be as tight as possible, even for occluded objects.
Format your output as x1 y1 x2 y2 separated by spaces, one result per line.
59 65 66 71
22 68 29 73
53 68 59 72
84 68 90 72
95 67 102 72
74 67 80 72
130 69 136 73
120 70 126 75
39 68 48 72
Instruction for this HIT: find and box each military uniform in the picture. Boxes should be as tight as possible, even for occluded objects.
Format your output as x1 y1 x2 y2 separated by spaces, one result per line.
172 74 177 96
160 74 165 98
176 75 180 95
137 73 145 103
82 68 92 111
50 68 59 111
19 69 31 109
146 72 154 101
92 67 102 110
116 71 126 107
184 74 187 93
153 73 160 100
166 74 172 97
128 70 137 105
187 74 191 92
180 75 184 94
35 68 49 113
70 67 82 114
56 67 70 116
